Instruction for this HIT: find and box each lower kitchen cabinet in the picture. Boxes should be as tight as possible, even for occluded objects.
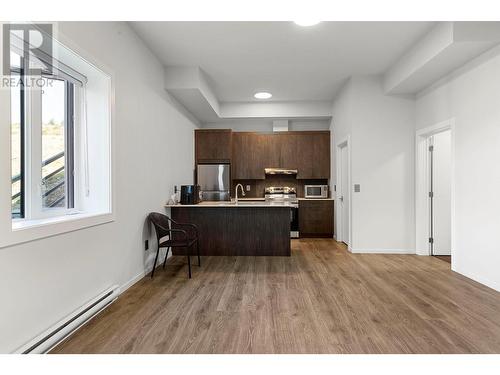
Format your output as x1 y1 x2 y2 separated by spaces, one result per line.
299 199 334 238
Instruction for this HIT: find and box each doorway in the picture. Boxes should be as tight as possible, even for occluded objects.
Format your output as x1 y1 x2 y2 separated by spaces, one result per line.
415 120 454 264
429 130 452 260
336 137 351 247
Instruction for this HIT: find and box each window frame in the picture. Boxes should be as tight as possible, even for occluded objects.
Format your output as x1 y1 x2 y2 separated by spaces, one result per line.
11 70 79 221
1 27 115 249
10 57 26 219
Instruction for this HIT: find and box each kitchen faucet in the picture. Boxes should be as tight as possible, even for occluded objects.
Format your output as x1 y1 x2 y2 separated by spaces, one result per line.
235 183 246 203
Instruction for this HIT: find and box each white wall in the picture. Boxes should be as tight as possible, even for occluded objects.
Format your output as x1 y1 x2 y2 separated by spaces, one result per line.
0 22 198 353
203 119 330 132
416 46 500 291
330 75 415 252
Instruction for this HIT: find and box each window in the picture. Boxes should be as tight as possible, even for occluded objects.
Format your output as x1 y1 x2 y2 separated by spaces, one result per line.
3 26 113 247
10 55 78 220
41 77 75 211
10 53 23 218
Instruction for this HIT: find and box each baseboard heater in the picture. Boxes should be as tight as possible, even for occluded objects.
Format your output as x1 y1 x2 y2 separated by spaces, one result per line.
14 285 120 354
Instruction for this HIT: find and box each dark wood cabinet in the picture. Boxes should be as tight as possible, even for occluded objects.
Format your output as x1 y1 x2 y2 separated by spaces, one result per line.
231 130 330 180
276 133 299 170
312 132 330 179
296 134 314 179
295 132 330 179
232 133 266 179
299 199 334 237
195 129 232 163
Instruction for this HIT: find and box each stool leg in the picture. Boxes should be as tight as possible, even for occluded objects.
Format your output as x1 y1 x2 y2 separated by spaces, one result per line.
197 240 201 267
187 248 192 279
163 247 170 269
151 245 160 279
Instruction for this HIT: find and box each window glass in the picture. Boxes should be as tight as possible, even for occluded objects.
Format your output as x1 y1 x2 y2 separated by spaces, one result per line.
41 78 66 209
11 71 22 218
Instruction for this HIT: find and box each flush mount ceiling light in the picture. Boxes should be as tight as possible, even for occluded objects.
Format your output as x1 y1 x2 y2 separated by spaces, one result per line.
294 20 321 27
254 92 272 99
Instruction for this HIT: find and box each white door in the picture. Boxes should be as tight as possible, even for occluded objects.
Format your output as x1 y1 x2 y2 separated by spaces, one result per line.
339 144 350 245
430 130 451 255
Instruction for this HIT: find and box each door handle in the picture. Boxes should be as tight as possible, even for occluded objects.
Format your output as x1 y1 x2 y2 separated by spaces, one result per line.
339 196 344 202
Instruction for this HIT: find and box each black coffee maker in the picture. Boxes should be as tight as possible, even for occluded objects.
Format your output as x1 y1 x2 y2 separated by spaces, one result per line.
180 185 200 205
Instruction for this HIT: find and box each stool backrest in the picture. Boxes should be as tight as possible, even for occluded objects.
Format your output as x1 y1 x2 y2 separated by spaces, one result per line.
148 212 171 240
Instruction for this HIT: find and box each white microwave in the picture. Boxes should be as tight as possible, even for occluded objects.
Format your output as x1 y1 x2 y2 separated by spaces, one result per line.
304 185 329 199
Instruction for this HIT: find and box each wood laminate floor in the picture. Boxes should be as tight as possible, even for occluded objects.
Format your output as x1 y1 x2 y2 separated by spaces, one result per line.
434 255 452 264
52 239 500 354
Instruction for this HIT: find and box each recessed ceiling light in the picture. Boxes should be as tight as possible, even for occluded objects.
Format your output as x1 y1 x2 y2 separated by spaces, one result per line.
254 92 272 99
294 20 321 27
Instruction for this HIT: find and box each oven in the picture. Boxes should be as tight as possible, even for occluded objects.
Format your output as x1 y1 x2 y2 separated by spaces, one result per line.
290 205 299 238
264 186 299 238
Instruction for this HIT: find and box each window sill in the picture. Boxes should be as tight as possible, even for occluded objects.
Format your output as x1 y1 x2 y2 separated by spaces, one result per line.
1 211 114 249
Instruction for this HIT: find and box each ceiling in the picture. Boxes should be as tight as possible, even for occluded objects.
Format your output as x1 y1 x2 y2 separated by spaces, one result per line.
131 21 435 103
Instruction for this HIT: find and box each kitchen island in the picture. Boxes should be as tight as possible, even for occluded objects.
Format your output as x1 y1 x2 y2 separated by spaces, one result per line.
166 201 292 256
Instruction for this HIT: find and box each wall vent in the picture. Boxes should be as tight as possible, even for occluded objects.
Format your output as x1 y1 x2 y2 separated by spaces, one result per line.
273 120 289 132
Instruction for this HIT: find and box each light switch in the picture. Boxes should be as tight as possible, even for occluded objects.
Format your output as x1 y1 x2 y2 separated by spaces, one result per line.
354 184 361 193
246 185 251 191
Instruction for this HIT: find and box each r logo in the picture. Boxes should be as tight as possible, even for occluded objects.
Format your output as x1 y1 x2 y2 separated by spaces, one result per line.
3 23 53 76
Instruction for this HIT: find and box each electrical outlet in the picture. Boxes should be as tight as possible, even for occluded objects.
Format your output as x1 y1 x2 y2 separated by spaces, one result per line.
246 185 251 191
145 240 149 251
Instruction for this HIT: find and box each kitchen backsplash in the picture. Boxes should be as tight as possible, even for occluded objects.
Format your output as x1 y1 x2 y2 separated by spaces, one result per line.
232 175 328 198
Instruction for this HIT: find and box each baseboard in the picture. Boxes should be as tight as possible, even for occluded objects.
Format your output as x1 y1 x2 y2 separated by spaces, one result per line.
350 248 415 254
120 270 146 295
121 251 172 294
452 265 500 293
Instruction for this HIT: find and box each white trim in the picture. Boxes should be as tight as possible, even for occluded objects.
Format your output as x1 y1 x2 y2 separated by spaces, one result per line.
1 211 114 248
121 250 172 292
350 248 415 254
415 119 456 261
335 135 352 248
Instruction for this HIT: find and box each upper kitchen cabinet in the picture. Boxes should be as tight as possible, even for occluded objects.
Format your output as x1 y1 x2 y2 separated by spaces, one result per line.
312 131 330 179
195 129 232 163
296 131 330 179
229 130 330 180
232 133 267 179
276 133 299 170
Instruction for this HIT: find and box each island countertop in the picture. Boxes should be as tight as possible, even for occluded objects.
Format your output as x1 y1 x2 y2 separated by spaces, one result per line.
165 200 296 208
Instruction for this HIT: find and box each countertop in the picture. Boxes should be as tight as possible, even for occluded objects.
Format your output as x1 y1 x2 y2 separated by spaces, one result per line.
297 198 335 201
166 197 334 208
166 200 296 208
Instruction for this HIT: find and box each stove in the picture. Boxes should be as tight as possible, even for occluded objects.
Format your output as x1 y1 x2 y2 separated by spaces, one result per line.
264 186 298 204
264 186 299 238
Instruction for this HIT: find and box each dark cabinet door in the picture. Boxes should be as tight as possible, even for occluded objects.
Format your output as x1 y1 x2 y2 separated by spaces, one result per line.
232 133 266 179
296 132 330 179
299 199 334 237
277 133 299 170
262 134 280 169
296 134 314 179
312 132 330 179
195 129 232 163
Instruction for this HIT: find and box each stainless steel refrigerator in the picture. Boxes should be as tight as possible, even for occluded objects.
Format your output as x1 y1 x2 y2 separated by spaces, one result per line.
197 164 231 201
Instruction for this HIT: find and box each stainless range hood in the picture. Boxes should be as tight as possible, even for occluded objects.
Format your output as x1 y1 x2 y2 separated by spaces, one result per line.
265 168 298 175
